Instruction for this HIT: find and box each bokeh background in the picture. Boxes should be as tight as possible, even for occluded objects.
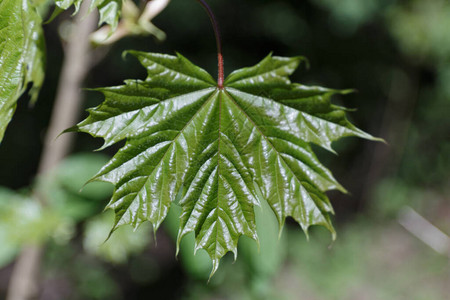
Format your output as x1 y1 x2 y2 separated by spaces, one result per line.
0 0 449 299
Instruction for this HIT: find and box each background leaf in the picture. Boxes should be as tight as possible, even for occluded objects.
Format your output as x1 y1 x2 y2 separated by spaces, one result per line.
83 210 152 264
36 153 113 221
0 153 113 268
55 0 122 30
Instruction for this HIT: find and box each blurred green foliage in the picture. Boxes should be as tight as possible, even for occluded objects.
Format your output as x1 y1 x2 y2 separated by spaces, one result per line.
0 153 115 268
311 0 395 35
288 223 448 300
83 210 152 264
388 0 450 64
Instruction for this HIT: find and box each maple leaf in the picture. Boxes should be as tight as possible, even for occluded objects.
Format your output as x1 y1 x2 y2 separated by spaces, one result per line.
0 0 45 142
72 51 381 275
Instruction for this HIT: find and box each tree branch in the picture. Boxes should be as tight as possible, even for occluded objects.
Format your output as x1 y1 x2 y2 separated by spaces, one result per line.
6 2 98 299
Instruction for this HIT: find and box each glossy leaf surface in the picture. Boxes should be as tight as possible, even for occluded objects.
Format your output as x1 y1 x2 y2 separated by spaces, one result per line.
73 51 380 274
0 0 45 142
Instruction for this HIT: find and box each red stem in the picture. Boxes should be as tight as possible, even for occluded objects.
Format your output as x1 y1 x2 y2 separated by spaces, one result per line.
196 0 224 89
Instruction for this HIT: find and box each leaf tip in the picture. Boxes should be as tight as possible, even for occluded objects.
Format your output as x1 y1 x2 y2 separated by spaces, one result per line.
351 126 387 144
336 183 348 195
95 141 113 152
364 134 387 144
303 226 310 242
122 50 141 61
78 180 91 194
340 88 357 95
44 7 64 24
254 235 261 253
232 249 238 263
175 231 184 258
122 50 130 61
103 223 118 244
324 222 337 242
60 125 78 135
175 243 180 258
331 230 337 242
152 225 158 246
296 55 310 70
375 136 388 145
208 259 220 282
277 221 285 240
325 144 338 155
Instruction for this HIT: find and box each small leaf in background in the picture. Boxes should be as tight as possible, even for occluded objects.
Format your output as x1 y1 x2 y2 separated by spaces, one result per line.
0 187 70 267
83 210 152 264
0 0 45 142
0 188 22 267
36 153 113 221
54 0 122 30
90 0 169 46
0 152 116 269
73 51 381 274
56 153 112 200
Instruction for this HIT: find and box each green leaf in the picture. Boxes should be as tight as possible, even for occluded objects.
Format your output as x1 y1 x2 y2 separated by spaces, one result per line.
73 51 381 275
55 0 122 30
0 0 45 142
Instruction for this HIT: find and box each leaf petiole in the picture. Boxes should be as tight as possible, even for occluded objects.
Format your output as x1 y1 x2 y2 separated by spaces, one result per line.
196 0 224 89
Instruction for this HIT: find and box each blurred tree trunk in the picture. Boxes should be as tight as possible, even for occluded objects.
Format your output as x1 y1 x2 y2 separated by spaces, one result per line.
6 3 97 299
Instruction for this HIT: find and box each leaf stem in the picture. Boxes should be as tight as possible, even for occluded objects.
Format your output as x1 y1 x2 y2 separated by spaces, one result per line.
196 0 224 89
